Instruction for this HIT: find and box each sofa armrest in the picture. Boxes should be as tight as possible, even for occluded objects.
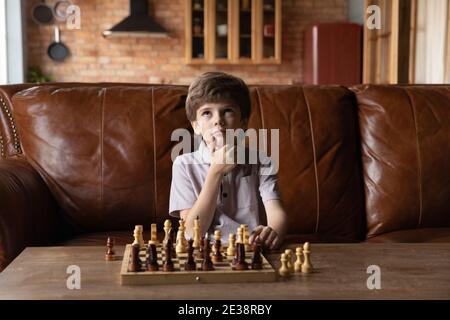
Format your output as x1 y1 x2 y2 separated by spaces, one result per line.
0 158 62 271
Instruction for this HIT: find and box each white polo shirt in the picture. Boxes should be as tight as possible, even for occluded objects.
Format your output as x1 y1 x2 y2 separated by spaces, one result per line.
169 141 281 243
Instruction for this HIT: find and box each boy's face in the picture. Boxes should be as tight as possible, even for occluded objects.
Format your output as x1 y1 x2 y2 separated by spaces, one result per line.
191 102 246 148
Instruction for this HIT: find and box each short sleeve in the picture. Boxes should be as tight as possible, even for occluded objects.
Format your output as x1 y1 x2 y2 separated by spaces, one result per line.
258 153 281 203
169 157 197 217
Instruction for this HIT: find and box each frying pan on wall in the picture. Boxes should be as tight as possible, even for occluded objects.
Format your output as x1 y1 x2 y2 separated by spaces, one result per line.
47 27 69 62
31 0 54 25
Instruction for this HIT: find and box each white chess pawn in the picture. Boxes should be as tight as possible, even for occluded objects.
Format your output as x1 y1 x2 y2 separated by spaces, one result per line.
179 219 188 247
294 246 303 273
284 249 294 273
301 242 313 273
163 219 172 246
132 225 144 248
176 228 187 253
132 226 140 247
149 223 158 245
237 227 244 244
278 253 290 277
241 224 251 252
193 216 201 249
227 233 236 256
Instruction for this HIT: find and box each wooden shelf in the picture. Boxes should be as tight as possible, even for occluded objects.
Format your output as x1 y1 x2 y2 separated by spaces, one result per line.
185 0 281 65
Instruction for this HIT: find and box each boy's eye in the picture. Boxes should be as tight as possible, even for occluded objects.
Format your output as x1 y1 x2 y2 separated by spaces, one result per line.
201 111 211 116
224 109 234 114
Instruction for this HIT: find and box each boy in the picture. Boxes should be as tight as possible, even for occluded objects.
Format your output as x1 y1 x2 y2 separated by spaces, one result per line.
169 72 288 250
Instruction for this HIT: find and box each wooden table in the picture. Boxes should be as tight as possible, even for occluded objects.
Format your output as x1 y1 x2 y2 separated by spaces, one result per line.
0 243 449 299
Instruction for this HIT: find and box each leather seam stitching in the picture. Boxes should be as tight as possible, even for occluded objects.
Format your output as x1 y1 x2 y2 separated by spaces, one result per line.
303 87 320 233
255 87 265 129
100 88 105 211
0 94 21 155
404 88 423 228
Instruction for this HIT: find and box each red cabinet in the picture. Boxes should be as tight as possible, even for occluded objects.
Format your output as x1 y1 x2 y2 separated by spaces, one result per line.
303 23 362 85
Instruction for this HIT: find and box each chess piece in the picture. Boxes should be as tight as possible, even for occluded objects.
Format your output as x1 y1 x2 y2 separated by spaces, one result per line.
278 253 290 277
201 234 214 271
176 225 187 254
146 243 159 271
132 225 139 247
235 242 249 270
193 216 201 249
163 236 175 272
169 227 177 258
227 233 236 257
285 249 294 273
149 223 158 245
294 246 303 273
163 219 172 246
251 241 263 270
132 225 144 249
138 225 145 247
184 239 196 271
179 219 188 247
237 227 244 244
105 237 115 261
212 230 223 263
198 235 205 259
301 242 313 273
240 224 251 252
128 244 141 272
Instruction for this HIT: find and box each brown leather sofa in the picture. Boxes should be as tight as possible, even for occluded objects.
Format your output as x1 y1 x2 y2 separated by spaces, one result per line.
1 83 449 272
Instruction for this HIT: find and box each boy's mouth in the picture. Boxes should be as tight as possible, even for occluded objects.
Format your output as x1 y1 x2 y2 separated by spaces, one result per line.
211 128 226 136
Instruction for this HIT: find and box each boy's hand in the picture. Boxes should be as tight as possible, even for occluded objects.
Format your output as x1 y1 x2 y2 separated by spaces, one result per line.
208 136 237 175
249 225 282 250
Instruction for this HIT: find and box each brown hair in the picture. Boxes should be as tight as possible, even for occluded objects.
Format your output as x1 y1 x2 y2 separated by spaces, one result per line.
185 72 251 123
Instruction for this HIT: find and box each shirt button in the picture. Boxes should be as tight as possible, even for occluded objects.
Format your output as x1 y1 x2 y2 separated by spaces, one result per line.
223 193 228 198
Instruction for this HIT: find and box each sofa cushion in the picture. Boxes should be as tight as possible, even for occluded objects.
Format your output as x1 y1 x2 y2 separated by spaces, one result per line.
11 84 366 241
366 228 450 243
252 86 365 241
353 85 450 238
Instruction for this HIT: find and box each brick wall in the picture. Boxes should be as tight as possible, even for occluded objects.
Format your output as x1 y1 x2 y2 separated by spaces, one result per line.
26 0 348 85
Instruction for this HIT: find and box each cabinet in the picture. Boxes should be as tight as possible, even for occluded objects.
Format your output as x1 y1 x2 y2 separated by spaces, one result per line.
303 23 362 85
185 0 281 64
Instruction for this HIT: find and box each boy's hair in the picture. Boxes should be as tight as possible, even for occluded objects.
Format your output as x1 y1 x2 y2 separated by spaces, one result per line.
185 72 251 123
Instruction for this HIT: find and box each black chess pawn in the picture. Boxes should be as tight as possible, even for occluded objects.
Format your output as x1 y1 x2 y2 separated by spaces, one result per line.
201 236 214 271
198 236 205 259
146 243 159 271
212 238 223 264
184 239 196 271
235 242 249 270
105 237 115 261
163 237 175 272
168 228 177 258
251 241 263 270
128 244 142 272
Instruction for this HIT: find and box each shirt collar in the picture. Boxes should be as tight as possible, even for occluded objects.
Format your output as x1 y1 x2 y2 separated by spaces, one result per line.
198 140 212 164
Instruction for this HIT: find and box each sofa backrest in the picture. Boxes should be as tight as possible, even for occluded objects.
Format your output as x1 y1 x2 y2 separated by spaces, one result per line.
352 85 450 238
3 83 366 240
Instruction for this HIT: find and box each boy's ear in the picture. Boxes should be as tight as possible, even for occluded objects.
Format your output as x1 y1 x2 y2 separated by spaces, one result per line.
191 120 202 135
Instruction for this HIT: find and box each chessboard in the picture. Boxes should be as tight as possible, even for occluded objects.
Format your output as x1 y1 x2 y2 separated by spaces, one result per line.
120 243 277 285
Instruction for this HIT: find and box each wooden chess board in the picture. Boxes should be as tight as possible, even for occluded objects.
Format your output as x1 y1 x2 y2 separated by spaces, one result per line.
120 244 277 285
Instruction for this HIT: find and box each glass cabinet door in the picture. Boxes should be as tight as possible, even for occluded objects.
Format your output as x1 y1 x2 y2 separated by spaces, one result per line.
191 0 206 60
262 0 275 60
214 0 230 61
238 0 253 60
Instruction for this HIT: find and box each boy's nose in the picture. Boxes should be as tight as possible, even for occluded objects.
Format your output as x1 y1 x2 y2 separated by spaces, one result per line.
213 116 225 126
